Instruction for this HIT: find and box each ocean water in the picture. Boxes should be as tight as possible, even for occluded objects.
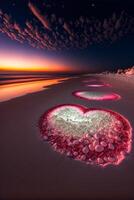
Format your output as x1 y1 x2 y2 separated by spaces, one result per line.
0 74 58 85
0 74 70 102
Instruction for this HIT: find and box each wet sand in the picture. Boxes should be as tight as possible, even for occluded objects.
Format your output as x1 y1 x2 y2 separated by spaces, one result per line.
0 75 134 200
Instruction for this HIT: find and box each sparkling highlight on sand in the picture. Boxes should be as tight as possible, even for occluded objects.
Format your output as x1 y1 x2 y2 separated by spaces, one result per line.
39 104 132 167
73 91 121 101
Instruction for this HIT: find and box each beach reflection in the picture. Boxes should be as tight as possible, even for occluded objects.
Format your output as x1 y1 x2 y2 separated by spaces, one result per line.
0 78 69 102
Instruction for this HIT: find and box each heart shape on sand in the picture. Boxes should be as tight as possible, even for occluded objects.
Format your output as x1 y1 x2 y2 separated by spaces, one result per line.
39 104 132 167
73 91 121 101
86 83 111 87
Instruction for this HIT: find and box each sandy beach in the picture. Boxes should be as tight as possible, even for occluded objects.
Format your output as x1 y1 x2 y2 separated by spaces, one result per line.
1 74 134 200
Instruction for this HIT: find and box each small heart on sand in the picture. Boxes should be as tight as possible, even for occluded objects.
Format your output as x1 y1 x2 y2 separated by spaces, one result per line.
86 83 111 87
73 91 121 101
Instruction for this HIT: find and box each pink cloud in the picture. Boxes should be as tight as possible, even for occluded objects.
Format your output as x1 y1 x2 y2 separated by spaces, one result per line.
28 2 51 31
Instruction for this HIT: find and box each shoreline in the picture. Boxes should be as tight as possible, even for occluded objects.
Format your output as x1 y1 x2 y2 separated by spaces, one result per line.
0 77 72 103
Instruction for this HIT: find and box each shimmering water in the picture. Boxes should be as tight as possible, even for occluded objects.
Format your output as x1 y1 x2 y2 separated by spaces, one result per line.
0 77 69 102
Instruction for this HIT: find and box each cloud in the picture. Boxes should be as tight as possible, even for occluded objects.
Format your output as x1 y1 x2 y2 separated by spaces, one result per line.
14 23 21 33
28 2 51 31
0 4 133 51
63 22 73 35
115 18 121 30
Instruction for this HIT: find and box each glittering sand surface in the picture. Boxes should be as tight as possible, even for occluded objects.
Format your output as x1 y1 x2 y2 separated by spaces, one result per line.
1 75 134 199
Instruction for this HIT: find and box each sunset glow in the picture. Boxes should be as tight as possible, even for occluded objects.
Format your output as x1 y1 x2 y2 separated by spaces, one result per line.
0 52 71 72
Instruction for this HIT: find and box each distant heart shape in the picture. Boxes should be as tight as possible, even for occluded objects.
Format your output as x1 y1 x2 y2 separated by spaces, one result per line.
86 83 111 87
73 91 121 101
39 104 132 167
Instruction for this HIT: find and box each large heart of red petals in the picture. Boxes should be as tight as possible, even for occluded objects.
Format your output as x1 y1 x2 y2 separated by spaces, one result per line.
39 104 132 167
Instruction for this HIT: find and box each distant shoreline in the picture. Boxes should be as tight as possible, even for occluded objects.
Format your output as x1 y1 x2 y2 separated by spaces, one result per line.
0 74 70 85
0 77 57 85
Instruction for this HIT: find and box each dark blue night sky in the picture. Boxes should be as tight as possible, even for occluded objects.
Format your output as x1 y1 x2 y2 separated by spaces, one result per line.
0 0 134 73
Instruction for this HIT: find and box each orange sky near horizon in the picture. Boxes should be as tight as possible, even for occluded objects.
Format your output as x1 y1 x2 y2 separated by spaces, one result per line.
0 52 73 72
